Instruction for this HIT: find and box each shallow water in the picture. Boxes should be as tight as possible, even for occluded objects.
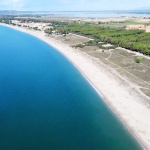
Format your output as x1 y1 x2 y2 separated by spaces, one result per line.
0 25 142 150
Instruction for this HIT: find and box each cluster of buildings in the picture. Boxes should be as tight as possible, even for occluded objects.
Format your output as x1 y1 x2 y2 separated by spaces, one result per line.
11 20 52 31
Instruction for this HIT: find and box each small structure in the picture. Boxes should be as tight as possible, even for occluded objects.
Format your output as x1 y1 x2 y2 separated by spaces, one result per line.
102 44 113 48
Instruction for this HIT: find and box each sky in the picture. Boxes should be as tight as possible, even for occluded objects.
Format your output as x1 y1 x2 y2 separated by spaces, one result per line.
0 0 149 11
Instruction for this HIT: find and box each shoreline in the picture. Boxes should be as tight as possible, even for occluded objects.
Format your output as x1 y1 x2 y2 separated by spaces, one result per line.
1 23 150 149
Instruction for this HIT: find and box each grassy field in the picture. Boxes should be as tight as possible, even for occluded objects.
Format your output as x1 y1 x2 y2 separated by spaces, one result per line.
97 19 138 28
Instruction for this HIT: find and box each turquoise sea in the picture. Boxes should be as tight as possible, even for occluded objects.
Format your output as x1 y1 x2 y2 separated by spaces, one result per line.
0 25 142 150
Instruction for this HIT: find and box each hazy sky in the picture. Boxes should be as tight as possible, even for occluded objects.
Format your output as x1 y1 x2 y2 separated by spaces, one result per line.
0 0 149 11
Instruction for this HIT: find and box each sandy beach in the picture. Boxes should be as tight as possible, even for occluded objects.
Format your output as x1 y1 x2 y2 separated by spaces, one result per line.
1 23 150 149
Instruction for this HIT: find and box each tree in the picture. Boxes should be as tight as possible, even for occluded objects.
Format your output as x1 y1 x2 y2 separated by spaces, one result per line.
44 28 52 34
33 27 38 30
135 56 141 63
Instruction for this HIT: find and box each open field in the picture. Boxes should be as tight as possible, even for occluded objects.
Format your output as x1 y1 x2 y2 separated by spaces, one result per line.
80 18 150 32
71 17 149 23
53 33 90 46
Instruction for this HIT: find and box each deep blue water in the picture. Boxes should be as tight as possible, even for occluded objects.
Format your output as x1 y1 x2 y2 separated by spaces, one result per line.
0 25 142 150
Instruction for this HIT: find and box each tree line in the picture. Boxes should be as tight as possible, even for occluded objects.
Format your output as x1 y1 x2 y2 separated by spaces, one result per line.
64 23 150 55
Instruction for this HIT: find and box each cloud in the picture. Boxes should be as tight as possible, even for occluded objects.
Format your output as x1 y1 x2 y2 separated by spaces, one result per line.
12 0 24 7
0 0 24 8
0 0 149 11
0 0 10 5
